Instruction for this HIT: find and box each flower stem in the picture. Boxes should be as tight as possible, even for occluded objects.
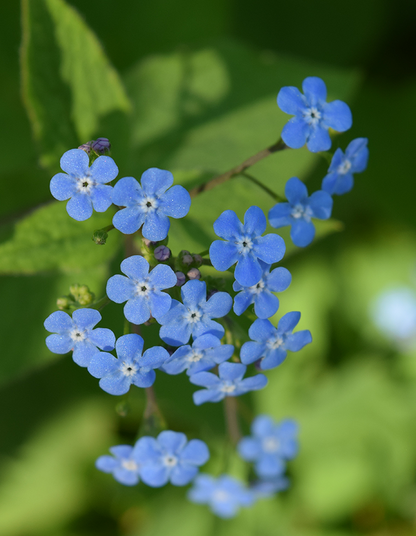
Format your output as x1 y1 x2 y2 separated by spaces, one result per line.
189 138 287 198
224 396 241 445
240 172 285 202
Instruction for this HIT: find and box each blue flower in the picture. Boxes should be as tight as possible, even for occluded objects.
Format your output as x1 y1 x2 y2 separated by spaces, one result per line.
158 279 232 346
250 476 290 498
370 287 416 343
96 444 141 486
268 177 333 248
87 333 169 395
50 149 118 221
44 309 115 367
188 474 254 518
106 255 177 325
162 333 234 376
233 260 291 318
209 206 286 287
238 415 298 478
190 362 267 405
134 430 209 487
112 168 191 241
240 312 312 370
322 138 369 195
277 76 352 153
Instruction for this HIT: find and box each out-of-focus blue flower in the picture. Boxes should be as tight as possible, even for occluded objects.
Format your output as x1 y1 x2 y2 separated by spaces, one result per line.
106 255 176 325
277 76 352 153
188 474 254 518
190 362 267 405
112 168 191 241
250 476 290 498
370 286 416 343
134 430 209 487
209 206 286 287
96 445 141 486
322 138 369 195
88 333 169 395
162 333 234 376
50 149 118 221
233 260 291 318
268 177 333 248
44 308 115 367
238 415 298 478
158 280 232 346
240 312 312 370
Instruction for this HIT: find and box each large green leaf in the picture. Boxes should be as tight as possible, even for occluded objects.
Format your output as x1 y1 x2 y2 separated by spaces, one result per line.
20 0 130 168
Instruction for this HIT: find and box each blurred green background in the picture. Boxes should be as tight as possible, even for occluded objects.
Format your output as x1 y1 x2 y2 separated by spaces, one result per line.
1 0 415 534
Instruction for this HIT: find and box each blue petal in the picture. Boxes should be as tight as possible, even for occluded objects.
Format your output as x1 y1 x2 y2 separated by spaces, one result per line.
140 168 173 196
44 311 72 333
193 389 224 405
193 319 225 340
50 173 76 200
158 299 185 325
181 279 206 307
115 333 144 361
306 126 332 153
290 219 315 247
159 320 191 346
277 86 305 114
89 156 118 183
240 341 264 365
60 149 89 176
256 455 285 478
72 341 99 367
141 464 169 487
100 373 132 395
142 211 170 241
268 203 292 229
238 374 267 392
213 210 243 239
112 177 142 206
254 292 279 319
333 173 354 195
204 291 232 318
188 474 216 502
159 185 191 218
238 437 261 460
281 117 308 149
248 318 276 342
308 190 333 219
302 77 327 105
89 328 115 351
285 330 312 352
45 334 72 354
347 138 369 172
120 255 149 281
133 437 160 461
96 455 119 473
170 465 198 486
189 371 220 388
132 370 157 388
158 430 187 453
112 206 145 234
148 264 176 290
149 291 172 320
233 290 254 316
113 468 140 486
66 193 93 221
110 445 134 459
285 177 308 204
254 234 286 265
243 206 266 236
90 184 113 212
209 240 239 271
193 333 222 350
235 255 262 287
124 297 151 324
72 308 101 330
218 362 246 381
106 274 135 303
260 348 287 369
323 100 352 132
321 172 339 195
140 346 170 370
88 352 119 378
267 267 292 292
328 148 344 172
252 415 275 436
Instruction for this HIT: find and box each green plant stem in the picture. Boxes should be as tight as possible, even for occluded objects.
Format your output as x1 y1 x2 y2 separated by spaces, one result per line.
240 171 285 202
196 249 210 257
189 138 287 198
224 396 241 446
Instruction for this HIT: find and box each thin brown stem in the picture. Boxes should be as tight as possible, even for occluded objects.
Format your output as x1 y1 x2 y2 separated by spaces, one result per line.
189 138 287 198
224 396 241 445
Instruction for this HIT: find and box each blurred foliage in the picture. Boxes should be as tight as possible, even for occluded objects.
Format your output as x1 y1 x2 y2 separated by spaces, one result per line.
0 0 415 535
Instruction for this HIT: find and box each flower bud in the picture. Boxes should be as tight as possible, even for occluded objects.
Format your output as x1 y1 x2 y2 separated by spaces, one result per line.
143 238 158 248
175 271 186 286
154 245 171 262
92 229 108 245
183 254 193 265
193 254 203 267
78 141 93 154
92 137 111 154
187 267 201 280
57 296 71 310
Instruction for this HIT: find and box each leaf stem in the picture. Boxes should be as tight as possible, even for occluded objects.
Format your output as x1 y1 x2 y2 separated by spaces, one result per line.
240 171 285 202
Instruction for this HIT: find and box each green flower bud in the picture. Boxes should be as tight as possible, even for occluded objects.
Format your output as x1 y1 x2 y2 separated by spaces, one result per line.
92 229 108 245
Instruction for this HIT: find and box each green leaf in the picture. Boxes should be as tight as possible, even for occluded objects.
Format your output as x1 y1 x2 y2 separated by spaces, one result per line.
0 202 121 275
20 0 130 168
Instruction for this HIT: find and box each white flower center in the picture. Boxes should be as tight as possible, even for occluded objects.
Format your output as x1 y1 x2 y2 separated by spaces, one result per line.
163 455 178 467
120 362 138 377
184 308 202 324
135 279 151 297
249 279 265 295
262 436 280 453
220 383 236 394
304 106 322 125
76 176 94 194
188 350 204 362
70 328 87 342
212 490 230 503
267 336 283 350
139 196 158 213
291 204 312 223
235 235 254 254
121 459 139 471
337 159 352 175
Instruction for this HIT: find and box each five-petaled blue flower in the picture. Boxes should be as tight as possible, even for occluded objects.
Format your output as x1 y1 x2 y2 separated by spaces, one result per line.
233 260 291 318
322 137 369 195
87 333 169 395
190 362 267 405
158 279 232 346
44 308 115 367
277 76 352 153
240 312 312 370
188 474 254 518
238 415 299 478
106 255 177 325
134 430 210 487
268 177 333 248
162 333 234 376
96 444 142 486
209 206 286 287
50 149 118 221
112 168 191 241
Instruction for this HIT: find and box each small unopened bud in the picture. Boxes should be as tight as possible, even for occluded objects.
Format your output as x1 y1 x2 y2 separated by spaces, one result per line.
115 400 130 417
193 254 203 267
78 141 93 154
154 245 171 261
182 254 193 265
69 284 95 305
92 137 111 154
175 271 186 286
92 229 108 245
187 268 201 280
143 238 158 248
57 296 71 310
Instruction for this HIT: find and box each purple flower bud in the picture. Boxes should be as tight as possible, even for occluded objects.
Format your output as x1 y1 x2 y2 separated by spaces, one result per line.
92 137 111 154
187 268 201 280
175 271 186 286
183 254 193 265
193 254 203 266
154 245 171 261
78 141 93 154
143 238 158 248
